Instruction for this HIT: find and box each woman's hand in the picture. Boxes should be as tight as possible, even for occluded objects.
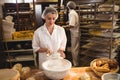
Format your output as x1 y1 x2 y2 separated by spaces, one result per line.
46 48 52 55
38 48 52 55
58 49 66 58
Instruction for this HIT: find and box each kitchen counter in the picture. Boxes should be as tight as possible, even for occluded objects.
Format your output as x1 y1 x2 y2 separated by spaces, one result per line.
0 67 101 80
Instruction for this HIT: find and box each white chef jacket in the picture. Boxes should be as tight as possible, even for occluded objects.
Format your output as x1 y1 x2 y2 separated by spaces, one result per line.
68 9 80 66
69 9 80 37
32 24 67 69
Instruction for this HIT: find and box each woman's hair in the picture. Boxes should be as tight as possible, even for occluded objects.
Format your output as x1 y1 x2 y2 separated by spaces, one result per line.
41 7 58 20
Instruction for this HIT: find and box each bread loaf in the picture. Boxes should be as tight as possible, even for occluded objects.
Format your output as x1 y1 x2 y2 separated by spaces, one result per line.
21 67 31 80
12 63 22 74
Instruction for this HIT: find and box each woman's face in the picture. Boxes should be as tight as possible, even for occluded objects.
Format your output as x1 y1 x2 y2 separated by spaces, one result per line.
45 13 57 27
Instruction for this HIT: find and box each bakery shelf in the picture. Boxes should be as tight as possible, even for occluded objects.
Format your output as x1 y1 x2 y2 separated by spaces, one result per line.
81 49 117 58
15 55 34 61
3 49 33 53
88 19 113 22
86 37 120 45
6 58 34 62
81 24 100 29
2 39 32 42
81 24 119 29
5 11 33 15
80 2 120 59
90 32 120 38
81 42 110 52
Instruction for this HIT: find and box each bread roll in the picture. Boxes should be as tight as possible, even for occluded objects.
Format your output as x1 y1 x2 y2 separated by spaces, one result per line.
12 63 22 73
21 67 31 80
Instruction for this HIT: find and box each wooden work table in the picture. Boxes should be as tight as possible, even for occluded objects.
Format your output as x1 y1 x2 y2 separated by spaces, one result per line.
0 67 101 80
30 67 101 80
64 67 101 80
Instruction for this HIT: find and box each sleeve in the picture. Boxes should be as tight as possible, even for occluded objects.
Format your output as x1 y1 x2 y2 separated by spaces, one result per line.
32 31 40 53
60 28 67 51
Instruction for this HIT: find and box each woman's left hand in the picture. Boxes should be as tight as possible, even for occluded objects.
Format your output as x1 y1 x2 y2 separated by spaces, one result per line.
58 49 66 58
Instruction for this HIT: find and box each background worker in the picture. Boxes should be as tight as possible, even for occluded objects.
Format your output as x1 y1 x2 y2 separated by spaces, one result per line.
66 1 80 67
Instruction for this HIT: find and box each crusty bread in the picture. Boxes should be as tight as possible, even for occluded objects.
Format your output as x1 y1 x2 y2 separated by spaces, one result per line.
94 62 110 72
12 63 22 73
90 58 119 76
21 67 31 80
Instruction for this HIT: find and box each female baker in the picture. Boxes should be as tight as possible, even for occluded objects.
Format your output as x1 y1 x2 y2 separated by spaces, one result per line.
32 7 67 69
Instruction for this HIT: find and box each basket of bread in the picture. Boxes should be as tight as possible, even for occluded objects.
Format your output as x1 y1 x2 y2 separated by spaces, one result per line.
90 58 119 77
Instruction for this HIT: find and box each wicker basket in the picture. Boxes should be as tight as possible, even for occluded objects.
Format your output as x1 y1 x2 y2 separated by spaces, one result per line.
90 58 119 77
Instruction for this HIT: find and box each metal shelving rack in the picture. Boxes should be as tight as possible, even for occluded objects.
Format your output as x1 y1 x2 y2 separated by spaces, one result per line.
1 0 37 68
75 0 120 66
2 39 37 67
2 0 36 31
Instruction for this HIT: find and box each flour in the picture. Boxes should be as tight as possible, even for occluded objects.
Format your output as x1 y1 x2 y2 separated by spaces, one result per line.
44 59 71 71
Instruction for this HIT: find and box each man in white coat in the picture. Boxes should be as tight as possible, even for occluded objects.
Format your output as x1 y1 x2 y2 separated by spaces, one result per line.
66 1 80 67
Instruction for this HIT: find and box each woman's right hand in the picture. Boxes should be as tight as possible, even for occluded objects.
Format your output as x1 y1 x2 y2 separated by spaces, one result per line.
38 48 52 55
46 48 52 55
